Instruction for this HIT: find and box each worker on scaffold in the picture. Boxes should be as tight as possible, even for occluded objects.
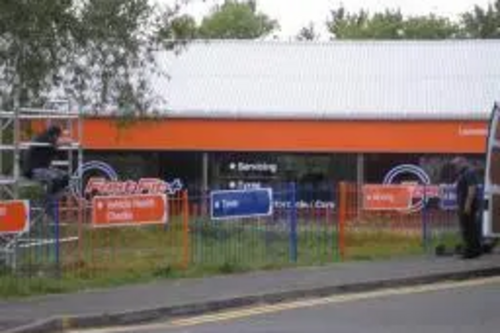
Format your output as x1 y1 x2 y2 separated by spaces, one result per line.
20 125 73 219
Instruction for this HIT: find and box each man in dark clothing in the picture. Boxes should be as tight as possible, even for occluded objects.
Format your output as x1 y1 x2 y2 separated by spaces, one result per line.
21 125 71 218
451 157 483 259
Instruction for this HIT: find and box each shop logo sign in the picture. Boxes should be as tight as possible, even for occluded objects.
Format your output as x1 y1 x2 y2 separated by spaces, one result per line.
85 178 183 196
383 164 439 213
70 161 183 202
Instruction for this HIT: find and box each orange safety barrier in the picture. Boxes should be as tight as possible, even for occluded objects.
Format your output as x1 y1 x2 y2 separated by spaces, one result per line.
59 190 192 280
336 182 460 261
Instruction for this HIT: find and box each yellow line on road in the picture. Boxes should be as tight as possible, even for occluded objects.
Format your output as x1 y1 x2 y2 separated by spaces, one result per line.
68 276 500 333
172 276 500 327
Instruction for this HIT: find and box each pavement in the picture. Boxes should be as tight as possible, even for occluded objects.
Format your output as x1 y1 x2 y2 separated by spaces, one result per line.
2 252 500 333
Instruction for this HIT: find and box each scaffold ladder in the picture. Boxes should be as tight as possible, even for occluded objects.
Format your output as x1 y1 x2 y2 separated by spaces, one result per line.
0 100 83 269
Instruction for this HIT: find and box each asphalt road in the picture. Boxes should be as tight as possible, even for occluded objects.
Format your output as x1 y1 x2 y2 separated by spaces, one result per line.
74 277 500 333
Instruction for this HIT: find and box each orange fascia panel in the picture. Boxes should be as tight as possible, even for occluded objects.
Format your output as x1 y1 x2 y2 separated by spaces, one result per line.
83 118 488 153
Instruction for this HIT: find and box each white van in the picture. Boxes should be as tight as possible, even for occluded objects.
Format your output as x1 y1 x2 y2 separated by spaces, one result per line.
483 102 500 241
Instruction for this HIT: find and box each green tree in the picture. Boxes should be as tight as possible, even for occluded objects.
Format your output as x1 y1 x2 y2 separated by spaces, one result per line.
66 0 163 113
327 7 402 39
0 0 185 113
296 22 318 41
404 15 459 39
461 0 500 38
0 0 77 107
167 14 199 40
198 0 279 39
326 6 459 39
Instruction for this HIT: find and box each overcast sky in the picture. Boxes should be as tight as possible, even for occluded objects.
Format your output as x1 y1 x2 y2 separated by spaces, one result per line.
157 0 493 40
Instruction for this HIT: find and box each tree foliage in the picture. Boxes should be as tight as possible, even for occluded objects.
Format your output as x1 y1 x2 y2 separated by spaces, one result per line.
461 0 500 38
327 6 460 39
327 1 500 40
404 15 460 39
0 0 77 107
68 0 162 113
197 0 279 39
296 23 318 41
0 0 184 113
160 14 199 41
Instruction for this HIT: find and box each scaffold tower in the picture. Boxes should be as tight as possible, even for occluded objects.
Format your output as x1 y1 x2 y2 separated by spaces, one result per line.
0 99 84 269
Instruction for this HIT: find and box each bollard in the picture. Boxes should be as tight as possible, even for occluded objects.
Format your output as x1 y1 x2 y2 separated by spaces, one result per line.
421 185 429 253
338 182 347 261
288 182 298 263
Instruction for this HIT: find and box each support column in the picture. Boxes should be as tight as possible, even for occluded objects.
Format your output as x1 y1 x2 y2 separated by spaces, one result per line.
201 152 209 215
0 119 3 199
0 119 3 178
356 153 365 217
202 152 209 193
13 97 20 199
356 153 364 187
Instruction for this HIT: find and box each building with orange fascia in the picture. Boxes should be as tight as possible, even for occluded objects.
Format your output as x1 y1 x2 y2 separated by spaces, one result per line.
80 40 500 199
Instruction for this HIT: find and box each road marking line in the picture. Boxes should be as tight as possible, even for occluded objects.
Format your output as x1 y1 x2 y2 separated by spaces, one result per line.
172 276 500 327
66 323 175 333
67 276 500 333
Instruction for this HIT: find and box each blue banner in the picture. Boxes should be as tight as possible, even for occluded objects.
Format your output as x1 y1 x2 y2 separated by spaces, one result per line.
210 188 273 220
439 183 485 211
439 184 457 210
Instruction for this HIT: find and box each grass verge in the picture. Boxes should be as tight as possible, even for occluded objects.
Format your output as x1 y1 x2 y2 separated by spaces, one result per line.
0 219 460 299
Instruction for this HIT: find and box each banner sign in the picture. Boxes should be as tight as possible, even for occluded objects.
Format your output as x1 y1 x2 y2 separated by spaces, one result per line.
211 188 273 220
362 185 413 211
408 184 440 199
0 200 30 234
439 184 458 210
92 194 167 228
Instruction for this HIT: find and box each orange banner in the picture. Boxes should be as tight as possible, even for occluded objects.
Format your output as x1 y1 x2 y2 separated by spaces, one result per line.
362 185 412 211
82 119 487 153
0 200 30 234
92 194 168 228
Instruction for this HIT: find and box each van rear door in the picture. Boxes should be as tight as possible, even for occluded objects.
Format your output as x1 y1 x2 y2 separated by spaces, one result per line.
483 102 500 238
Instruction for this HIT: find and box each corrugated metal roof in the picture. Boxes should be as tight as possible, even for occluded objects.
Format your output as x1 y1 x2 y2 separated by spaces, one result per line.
149 40 500 120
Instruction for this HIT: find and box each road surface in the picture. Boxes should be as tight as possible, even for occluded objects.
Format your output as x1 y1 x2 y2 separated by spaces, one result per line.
73 276 500 333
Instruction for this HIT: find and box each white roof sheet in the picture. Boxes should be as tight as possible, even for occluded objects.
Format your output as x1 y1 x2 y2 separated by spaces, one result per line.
150 39 500 120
